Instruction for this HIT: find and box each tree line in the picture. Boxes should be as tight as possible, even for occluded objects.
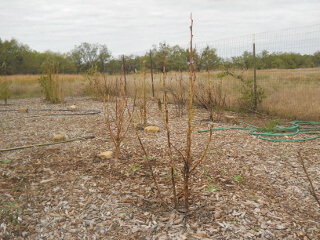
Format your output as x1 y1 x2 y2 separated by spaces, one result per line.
1 38 320 75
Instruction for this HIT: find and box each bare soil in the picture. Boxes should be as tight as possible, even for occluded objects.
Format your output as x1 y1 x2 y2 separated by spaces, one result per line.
0 97 319 239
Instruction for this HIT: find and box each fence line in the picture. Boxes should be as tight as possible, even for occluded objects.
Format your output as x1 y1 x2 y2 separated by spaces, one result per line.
128 24 320 60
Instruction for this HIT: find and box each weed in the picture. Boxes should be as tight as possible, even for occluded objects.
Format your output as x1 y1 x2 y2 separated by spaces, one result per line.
206 176 215 182
231 175 243 182
239 78 266 112
251 227 260 232
126 164 142 176
0 201 23 225
217 67 266 112
257 120 280 132
0 159 11 164
206 185 220 191
247 194 259 200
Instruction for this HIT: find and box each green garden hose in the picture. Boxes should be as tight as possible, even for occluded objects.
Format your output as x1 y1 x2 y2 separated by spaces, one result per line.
199 121 320 142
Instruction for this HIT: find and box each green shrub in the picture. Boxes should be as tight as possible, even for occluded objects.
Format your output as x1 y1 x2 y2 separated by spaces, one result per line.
38 61 64 103
0 79 11 104
238 78 266 111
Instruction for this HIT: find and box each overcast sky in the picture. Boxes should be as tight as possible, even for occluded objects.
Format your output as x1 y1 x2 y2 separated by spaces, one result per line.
1 0 320 57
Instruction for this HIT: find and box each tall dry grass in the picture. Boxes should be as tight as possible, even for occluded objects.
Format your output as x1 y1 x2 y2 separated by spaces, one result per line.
4 68 320 120
5 74 86 99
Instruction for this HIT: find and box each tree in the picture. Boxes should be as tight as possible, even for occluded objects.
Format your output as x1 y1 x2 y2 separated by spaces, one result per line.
0 38 25 74
232 51 253 70
313 51 320 67
199 46 221 71
167 45 188 72
70 42 111 73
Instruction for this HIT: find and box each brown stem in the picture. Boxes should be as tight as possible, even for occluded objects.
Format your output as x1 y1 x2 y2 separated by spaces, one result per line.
190 129 212 174
122 79 168 209
162 47 178 208
184 13 194 210
298 151 320 208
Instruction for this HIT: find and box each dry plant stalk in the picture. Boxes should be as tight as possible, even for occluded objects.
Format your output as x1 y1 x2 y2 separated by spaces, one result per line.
183 14 196 210
161 47 178 208
122 81 168 209
167 73 187 117
298 150 320 208
104 66 131 159
142 62 147 126
132 68 148 128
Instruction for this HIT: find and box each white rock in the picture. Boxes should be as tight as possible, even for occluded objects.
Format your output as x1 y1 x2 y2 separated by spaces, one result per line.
144 126 160 133
98 151 113 159
52 133 66 142
69 105 77 110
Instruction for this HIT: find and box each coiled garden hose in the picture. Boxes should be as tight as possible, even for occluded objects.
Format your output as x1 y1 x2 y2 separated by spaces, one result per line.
199 121 320 142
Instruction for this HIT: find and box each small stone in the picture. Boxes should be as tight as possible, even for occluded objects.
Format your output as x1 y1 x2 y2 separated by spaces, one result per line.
69 105 77 110
18 108 28 113
144 126 160 133
98 151 113 159
52 133 66 142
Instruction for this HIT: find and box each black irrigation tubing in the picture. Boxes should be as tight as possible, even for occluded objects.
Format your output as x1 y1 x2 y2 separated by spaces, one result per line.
0 109 101 121
0 136 95 152
0 109 99 152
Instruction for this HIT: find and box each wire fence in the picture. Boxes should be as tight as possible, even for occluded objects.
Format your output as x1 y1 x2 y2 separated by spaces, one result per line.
139 24 320 120
193 24 320 120
195 24 320 59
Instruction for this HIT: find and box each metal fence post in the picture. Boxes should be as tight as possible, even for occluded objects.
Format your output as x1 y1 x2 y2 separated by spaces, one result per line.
149 50 155 98
253 34 257 110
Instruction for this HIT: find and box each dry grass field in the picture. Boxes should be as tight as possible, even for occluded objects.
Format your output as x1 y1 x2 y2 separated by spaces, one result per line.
1 68 320 120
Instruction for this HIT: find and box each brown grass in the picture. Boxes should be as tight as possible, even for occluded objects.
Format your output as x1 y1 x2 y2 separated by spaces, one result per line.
4 68 320 120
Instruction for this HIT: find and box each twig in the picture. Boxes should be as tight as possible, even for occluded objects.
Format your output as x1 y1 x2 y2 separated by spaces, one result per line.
162 46 178 208
298 150 320 208
190 129 213 174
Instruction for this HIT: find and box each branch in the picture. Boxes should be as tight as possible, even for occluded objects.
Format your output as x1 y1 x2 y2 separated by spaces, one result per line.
298 150 320 208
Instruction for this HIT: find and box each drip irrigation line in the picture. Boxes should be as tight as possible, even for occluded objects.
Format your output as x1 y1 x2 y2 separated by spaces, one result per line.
198 121 320 142
0 108 101 121
24 110 101 118
0 136 95 152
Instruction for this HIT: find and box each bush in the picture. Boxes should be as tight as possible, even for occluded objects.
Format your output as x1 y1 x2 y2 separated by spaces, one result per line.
0 78 11 104
38 61 64 103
